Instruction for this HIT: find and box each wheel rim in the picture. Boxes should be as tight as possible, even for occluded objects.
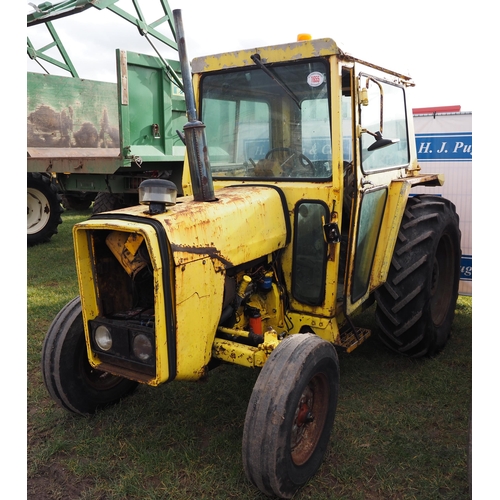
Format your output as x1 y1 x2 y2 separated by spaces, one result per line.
290 372 329 466
27 188 50 234
80 350 124 391
430 233 455 326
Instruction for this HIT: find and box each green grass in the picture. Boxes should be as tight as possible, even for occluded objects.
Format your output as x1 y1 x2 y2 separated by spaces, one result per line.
27 210 472 499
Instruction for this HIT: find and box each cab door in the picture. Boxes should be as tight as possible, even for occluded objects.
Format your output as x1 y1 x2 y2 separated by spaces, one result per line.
343 64 412 315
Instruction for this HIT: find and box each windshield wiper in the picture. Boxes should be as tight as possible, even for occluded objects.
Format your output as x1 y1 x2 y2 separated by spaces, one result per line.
251 54 301 108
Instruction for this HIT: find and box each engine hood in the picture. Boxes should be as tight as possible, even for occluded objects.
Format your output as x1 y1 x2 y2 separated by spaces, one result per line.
99 185 290 271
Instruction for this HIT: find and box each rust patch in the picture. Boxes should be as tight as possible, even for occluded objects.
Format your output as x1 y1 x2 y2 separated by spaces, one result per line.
27 105 119 149
27 105 73 147
96 361 154 384
73 122 99 147
170 243 233 268
194 365 209 379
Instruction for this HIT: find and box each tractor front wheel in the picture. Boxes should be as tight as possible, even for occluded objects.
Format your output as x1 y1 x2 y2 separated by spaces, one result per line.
374 195 461 357
42 297 138 415
242 333 340 498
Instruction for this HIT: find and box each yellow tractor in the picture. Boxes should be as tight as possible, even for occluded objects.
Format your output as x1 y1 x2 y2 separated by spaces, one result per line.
42 11 461 499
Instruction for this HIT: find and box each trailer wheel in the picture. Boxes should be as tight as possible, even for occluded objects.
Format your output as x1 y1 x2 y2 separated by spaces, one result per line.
92 192 125 214
62 192 96 211
42 297 138 415
374 195 461 357
27 172 63 246
242 333 340 499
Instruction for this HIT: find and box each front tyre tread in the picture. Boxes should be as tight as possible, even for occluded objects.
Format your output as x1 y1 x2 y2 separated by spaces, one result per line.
242 333 340 498
42 297 138 415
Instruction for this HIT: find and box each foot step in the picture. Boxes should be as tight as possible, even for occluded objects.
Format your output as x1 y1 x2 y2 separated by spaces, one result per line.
335 327 371 353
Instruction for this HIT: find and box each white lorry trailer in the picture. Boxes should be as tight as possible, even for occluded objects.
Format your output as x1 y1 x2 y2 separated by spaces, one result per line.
413 106 472 295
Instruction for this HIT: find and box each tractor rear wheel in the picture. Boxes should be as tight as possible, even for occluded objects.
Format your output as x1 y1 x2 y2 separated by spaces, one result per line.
242 333 340 498
42 297 138 415
374 195 461 357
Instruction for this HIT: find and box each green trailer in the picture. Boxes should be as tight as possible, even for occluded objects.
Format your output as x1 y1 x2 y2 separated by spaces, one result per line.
27 0 186 245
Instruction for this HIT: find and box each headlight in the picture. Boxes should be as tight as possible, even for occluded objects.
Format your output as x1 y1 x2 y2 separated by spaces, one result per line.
133 333 153 361
94 325 112 351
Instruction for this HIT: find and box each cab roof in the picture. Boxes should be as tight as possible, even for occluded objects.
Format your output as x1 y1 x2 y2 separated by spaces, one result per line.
191 37 413 85
191 38 341 73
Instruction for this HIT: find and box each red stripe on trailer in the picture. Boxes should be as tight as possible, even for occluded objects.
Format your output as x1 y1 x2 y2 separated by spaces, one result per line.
413 105 461 114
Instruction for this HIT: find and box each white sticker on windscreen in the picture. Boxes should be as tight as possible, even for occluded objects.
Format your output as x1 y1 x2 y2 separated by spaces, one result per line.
307 72 324 87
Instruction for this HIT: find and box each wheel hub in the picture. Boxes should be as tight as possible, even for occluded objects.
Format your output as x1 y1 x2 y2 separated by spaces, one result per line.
27 188 50 233
297 402 314 426
290 373 329 466
80 350 124 391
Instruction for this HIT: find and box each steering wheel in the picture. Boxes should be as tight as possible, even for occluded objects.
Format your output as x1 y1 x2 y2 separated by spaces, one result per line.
264 147 315 177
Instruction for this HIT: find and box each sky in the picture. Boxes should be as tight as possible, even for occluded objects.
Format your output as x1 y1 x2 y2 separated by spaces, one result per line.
26 0 475 112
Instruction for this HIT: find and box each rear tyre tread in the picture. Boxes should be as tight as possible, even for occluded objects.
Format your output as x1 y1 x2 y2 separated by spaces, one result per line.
375 195 461 357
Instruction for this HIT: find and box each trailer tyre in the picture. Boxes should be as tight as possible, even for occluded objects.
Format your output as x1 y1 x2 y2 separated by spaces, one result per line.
93 192 139 214
92 192 125 214
242 333 340 499
374 195 461 357
62 193 96 211
27 172 63 246
42 297 139 415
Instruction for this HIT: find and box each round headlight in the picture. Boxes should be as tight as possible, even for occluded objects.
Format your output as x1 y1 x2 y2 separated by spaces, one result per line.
95 325 112 351
133 334 153 361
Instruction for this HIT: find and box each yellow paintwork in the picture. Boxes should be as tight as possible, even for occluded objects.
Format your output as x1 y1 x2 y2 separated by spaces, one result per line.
70 36 447 388
372 181 412 287
369 174 444 290
244 283 285 331
160 186 288 269
344 180 410 313
174 256 225 379
212 328 281 368
73 219 171 385
73 185 289 383
163 185 288 378
105 231 147 277
285 312 341 343
191 38 341 74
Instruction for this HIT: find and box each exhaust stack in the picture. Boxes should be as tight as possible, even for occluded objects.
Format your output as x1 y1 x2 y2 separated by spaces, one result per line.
173 9 216 202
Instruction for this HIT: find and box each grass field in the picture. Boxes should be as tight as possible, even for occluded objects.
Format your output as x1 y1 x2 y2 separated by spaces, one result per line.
27 209 472 499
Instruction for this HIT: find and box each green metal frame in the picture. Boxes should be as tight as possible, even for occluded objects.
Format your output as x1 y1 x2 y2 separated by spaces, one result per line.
27 0 182 88
27 21 80 77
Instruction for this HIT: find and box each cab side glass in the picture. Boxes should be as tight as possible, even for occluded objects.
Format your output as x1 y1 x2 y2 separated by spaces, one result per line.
292 201 329 305
360 76 409 173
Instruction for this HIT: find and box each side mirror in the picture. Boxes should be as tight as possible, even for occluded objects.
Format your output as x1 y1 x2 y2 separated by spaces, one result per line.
365 130 400 152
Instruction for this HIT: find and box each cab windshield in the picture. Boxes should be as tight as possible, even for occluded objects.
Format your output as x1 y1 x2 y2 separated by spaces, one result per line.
200 59 331 180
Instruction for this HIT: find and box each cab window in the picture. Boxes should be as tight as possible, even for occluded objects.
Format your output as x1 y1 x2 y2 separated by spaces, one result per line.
359 76 409 173
201 59 331 180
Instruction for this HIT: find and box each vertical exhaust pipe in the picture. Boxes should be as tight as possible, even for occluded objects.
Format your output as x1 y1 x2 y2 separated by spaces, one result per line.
173 9 216 202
